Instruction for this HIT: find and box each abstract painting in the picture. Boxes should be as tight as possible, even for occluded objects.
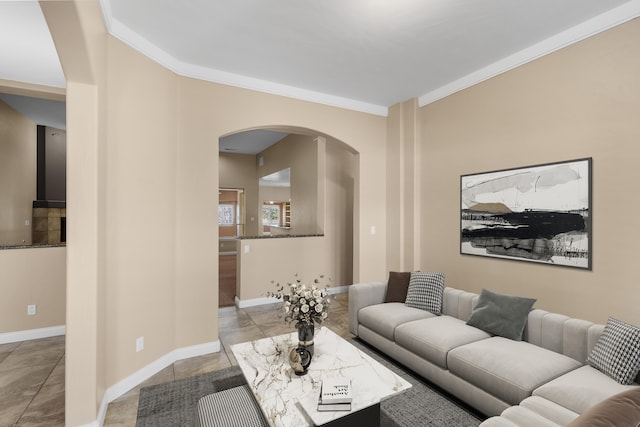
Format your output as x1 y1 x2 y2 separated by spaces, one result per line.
461 158 592 269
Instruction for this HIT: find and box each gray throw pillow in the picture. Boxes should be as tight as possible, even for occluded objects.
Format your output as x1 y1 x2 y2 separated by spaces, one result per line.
587 317 640 385
404 272 445 315
466 288 536 341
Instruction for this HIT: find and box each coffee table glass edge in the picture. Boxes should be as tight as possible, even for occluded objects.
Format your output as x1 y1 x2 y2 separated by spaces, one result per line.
230 326 412 427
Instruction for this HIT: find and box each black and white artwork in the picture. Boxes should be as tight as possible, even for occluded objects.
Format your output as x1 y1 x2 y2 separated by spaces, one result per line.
461 158 592 269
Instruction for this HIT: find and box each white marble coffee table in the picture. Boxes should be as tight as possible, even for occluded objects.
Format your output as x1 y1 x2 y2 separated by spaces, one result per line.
230 327 412 427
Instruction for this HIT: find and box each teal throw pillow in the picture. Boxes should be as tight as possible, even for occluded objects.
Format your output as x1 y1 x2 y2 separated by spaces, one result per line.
466 288 536 341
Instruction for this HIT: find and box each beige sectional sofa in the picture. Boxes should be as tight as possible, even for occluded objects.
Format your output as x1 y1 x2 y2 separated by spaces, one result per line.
348 280 640 426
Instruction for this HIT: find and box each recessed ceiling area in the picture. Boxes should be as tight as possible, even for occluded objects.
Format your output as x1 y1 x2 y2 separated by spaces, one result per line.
0 94 66 130
220 130 289 155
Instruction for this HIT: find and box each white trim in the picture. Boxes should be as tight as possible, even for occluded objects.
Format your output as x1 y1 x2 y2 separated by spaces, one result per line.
92 339 221 426
99 0 640 114
0 325 65 344
76 420 100 427
419 1 640 106
235 286 348 308
175 340 221 361
235 295 279 308
101 15 388 117
103 340 221 403
326 285 349 295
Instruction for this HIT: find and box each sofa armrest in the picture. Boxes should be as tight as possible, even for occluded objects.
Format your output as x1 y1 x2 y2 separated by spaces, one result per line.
348 281 387 336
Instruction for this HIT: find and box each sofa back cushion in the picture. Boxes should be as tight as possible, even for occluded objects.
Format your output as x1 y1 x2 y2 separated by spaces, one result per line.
525 309 597 363
443 286 640 384
442 287 479 321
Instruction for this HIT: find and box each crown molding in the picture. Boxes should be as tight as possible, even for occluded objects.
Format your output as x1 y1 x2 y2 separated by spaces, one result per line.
99 0 640 116
99 1 388 117
418 1 640 106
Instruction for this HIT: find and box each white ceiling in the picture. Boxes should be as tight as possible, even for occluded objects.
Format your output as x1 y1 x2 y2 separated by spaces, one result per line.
103 0 640 115
1 1 640 126
0 1 65 89
0 93 66 130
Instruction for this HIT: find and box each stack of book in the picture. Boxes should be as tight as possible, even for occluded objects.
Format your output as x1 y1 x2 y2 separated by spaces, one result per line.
317 377 352 411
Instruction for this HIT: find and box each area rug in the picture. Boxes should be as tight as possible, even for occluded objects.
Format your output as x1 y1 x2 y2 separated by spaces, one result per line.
136 339 484 427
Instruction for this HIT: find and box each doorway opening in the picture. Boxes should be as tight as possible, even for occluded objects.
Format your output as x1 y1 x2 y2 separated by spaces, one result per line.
218 188 244 307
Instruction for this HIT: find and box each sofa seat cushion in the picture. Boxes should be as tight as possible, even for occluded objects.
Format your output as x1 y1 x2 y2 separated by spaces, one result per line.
519 396 579 426
357 302 435 341
479 417 520 427
395 315 491 369
499 405 564 427
479 397 579 427
448 336 582 405
533 365 640 415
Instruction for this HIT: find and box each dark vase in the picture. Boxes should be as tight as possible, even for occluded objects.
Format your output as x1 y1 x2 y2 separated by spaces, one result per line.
288 346 312 376
297 322 315 358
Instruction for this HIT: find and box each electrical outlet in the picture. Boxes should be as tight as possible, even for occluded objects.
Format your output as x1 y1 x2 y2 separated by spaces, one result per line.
27 304 36 315
136 336 144 352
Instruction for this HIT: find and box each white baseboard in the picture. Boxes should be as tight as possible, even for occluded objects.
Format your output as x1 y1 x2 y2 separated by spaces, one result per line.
89 286 351 426
94 339 221 426
235 295 279 308
235 285 348 308
175 340 221 360
0 325 66 344
326 285 349 295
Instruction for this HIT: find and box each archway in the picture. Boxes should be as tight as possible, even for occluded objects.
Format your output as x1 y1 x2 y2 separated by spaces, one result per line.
217 126 359 308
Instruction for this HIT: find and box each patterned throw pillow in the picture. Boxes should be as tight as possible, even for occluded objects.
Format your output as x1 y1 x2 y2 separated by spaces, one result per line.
404 272 445 315
587 317 640 385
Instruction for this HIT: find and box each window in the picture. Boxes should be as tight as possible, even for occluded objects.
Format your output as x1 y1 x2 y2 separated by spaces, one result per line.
262 205 280 226
218 204 235 226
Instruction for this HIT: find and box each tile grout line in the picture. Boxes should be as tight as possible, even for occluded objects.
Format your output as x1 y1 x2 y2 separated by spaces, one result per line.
14 345 65 425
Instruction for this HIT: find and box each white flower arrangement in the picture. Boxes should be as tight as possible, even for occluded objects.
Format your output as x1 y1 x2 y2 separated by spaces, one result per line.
267 275 331 328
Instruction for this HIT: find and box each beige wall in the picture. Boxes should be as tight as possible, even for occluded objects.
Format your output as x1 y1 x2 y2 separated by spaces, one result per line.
237 136 357 299
418 18 640 326
219 153 259 236
258 134 320 234
0 247 66 334
42 0 109 423
237 236 332 300
0 100 35 245
176 77 388 291
260 186 290 204
387 99 420 272
104 36 179 386
42 1 391 424
35 2 640 426
325 138 356 285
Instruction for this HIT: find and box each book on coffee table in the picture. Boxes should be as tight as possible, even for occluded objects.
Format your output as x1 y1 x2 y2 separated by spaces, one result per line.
317 377 352 411
317 401 352 411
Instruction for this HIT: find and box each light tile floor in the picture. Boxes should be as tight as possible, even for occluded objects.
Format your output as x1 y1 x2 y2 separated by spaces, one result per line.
0 292 351 427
